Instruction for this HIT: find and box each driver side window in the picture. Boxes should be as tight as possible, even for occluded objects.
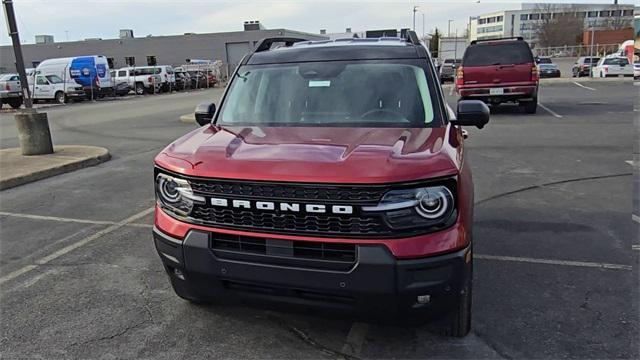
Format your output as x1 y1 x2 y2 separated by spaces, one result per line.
36 76 48 85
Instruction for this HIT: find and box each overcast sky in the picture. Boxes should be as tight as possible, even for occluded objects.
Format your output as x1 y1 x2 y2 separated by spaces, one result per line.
1 0 637 45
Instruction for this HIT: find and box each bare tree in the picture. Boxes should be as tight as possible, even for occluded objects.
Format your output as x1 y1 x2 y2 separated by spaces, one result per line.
535 4 583 47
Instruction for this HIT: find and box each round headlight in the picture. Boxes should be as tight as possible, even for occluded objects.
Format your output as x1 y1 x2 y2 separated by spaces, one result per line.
415 186 453 219
157 176 181 203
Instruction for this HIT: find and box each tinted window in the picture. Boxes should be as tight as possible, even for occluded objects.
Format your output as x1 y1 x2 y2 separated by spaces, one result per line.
218 61 438 128
118 70 127 77
463 42 533 66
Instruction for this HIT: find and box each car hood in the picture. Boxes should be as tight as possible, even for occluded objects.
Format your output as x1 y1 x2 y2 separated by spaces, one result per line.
155 125 461 184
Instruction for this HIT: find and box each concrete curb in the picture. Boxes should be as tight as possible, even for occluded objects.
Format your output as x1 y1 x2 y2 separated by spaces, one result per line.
180 113 196 124
0 145 111 190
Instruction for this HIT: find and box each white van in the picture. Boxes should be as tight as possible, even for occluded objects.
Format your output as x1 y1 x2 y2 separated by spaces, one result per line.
35 55 112 98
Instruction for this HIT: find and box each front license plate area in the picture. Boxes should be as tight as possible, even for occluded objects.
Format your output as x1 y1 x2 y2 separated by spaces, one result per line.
490 88 504 95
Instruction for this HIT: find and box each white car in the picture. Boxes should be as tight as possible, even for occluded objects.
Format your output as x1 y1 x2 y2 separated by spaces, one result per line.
592 57 633 78
634 62 640 80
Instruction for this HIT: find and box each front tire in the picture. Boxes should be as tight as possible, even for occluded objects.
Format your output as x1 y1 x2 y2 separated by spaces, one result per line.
444 277 472 337
55 91 66 104
135 83 145 95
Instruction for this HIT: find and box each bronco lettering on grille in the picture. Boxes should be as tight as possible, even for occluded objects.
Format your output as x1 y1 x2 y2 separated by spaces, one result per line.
209 197 353 215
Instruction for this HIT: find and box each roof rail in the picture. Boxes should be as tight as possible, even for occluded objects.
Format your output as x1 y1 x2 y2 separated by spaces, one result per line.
254 37 308 52
403 30 421 46
470 36 524 45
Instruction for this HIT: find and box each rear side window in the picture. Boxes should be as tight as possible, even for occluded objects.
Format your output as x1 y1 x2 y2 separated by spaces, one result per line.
463 42 533 66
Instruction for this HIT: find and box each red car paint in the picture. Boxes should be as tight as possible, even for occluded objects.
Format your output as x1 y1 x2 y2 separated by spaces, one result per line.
154 124 474 259
456 38 538 103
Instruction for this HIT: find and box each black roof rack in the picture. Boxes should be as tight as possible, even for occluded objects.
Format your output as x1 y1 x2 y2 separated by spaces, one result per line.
403 30 421 46
470 36 524 45
254 37 308 52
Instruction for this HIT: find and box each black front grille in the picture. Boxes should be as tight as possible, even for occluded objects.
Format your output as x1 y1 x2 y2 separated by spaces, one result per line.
211 232 357 271
184 177 395 237
191 206 386 236
189 179 387 202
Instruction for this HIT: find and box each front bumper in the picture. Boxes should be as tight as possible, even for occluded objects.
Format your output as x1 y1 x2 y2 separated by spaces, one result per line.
153 227 472 319
66 90 86 98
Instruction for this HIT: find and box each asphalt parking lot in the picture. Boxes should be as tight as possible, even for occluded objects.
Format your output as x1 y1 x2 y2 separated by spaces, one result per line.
0 80 637 359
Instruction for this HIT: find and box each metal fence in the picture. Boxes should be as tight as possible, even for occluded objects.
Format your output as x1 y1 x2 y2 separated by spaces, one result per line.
533 43 621 58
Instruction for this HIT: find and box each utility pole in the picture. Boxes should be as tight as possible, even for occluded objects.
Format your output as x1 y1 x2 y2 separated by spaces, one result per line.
448 20 453 37
413 6 419 31
3 0 31 109
589 27 595 77
421 13 425 38
2 0 54 155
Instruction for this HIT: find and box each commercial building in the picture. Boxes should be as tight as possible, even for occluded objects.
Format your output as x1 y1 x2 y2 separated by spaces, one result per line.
469 3 635 47
0 22 326 76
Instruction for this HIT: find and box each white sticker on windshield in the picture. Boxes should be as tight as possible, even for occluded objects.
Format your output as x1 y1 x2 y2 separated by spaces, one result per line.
308 80 331 87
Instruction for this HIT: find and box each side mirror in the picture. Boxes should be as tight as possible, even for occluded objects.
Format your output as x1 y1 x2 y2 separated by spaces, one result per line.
452 100 490 129
194 102 216 126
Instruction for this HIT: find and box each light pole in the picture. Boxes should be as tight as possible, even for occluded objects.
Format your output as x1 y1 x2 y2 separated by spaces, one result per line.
421 13 425 38
448 19 454 37
413 6 419 31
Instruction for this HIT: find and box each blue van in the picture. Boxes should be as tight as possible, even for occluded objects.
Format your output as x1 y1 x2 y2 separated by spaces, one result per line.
35 55 112 98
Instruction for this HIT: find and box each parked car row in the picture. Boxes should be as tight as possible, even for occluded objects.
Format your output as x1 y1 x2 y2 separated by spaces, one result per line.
1 65 220 109
572 55 635 78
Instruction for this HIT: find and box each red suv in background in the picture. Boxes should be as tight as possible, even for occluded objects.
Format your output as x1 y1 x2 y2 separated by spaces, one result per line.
456 37 539 113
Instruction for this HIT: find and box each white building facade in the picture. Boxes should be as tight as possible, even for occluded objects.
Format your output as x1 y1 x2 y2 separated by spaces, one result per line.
469 3 635 48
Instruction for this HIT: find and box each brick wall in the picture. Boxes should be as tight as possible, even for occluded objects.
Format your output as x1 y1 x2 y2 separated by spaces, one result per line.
583 28 634 45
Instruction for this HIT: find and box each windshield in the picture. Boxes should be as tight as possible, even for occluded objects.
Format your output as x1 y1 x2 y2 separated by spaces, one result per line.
539 64 557 69
45 75 64 84
464 42 533 66
217 60 437 127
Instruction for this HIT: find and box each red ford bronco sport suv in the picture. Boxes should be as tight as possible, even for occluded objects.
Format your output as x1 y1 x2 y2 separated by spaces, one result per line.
456 37 539 114
153 31 489 337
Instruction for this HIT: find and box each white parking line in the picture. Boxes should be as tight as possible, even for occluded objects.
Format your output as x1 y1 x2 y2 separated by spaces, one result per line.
625 160 635 166
538 103 563 118
0 207 154 285
572 82 596 91
633 214 640 224
475 254 632 271
632 245 640 251
0 211 152 228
